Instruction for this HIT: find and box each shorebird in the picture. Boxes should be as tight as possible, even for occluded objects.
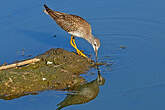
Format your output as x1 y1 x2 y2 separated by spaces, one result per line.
43 4 100 58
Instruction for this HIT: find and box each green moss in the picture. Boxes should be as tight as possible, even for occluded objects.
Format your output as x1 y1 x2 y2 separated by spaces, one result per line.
0 48 94 100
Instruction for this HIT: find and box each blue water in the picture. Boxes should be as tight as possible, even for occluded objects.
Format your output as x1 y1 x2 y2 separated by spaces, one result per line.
1 0 165 110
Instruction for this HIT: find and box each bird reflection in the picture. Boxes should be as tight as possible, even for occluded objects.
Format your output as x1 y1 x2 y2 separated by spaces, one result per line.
56 66 105 110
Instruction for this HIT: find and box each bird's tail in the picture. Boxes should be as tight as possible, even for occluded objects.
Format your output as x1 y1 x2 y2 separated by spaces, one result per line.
43 4 53 15
44 4 50 12
43 4 60 19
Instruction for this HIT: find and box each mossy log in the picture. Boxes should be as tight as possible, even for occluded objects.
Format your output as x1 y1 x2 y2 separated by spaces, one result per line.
0 48 95 100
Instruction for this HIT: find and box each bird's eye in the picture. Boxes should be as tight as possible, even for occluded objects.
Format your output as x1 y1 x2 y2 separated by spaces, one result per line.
94 44 97 46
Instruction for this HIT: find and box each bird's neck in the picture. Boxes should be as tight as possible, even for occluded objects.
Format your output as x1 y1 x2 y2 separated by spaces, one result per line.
86 34 95 44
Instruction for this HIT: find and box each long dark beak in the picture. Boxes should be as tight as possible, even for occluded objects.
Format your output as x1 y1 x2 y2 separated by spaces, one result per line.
95 48 98 61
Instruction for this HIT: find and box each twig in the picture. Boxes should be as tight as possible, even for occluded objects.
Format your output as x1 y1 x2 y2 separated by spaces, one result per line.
0 58 40 71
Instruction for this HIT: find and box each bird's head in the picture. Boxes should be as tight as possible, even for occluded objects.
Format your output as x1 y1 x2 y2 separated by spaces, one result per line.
92 37 100 59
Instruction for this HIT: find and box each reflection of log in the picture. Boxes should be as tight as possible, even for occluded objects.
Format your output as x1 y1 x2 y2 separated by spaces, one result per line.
0 48 94 100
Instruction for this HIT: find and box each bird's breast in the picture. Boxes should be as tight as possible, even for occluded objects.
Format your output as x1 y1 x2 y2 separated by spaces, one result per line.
68 31 84 38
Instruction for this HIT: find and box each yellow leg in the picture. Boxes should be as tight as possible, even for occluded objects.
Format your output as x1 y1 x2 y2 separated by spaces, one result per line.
70 36 88 58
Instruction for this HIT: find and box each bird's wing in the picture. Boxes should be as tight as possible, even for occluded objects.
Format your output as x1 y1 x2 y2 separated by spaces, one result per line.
44 4 91 33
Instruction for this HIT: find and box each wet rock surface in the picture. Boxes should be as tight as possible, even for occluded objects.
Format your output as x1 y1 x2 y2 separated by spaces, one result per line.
0 48 95 100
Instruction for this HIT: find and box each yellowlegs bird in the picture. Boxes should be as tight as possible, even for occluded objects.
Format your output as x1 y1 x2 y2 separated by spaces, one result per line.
43 4 100 58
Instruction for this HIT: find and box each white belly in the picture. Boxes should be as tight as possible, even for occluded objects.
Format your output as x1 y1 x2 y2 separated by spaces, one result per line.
68 31 84 38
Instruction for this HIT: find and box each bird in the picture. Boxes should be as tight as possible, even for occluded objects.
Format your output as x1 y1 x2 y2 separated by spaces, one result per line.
56 69 105 110
43 4 100 58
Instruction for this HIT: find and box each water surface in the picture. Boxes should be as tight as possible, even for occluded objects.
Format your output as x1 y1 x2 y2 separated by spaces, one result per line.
0 0 165 110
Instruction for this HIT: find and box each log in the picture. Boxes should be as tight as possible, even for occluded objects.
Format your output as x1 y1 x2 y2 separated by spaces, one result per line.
0 58 40 71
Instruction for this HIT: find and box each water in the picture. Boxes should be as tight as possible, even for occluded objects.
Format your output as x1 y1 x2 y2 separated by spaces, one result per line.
1 0 165 110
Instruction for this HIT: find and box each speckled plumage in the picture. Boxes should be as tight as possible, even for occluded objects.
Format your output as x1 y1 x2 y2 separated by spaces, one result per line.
44 4 91 38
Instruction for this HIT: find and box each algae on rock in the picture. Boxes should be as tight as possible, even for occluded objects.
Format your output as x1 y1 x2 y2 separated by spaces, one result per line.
0 48 95 100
